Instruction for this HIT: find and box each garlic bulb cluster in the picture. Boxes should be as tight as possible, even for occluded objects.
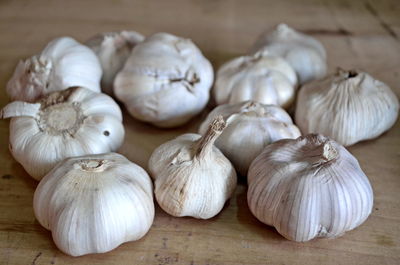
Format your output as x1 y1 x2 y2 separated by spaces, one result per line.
214 50 297 109
7 37 102 102
295 69 399 146
252 24 327 84
86 31 145 95
1 86 124 180
199 101 301 176
33 153 154 257
248 134 373 242
114 32 214 128
149 116 237 219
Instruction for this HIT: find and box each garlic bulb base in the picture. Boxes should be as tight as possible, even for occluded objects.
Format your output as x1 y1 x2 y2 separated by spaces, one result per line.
36 88 85 136
38 102 83 135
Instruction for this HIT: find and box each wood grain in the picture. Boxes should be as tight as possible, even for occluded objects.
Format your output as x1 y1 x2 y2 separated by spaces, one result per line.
0 0 399 264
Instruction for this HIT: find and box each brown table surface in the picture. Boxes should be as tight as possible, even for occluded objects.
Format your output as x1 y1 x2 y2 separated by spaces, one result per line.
1 0 399 264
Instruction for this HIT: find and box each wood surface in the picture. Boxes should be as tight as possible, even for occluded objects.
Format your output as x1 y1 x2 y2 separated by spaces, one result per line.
0 0 399 264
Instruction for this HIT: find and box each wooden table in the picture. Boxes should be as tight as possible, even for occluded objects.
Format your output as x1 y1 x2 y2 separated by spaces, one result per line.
1 0 399 264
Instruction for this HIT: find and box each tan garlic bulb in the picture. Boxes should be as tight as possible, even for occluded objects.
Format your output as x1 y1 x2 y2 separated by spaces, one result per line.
214 49 297 109
1 87 124 180
295 69 399 146
33 153 154 257
252 24 327 84
148 116 237 219
198 101 301 176
7 37 102 102
114 32 213 128
86 31 145 95
248 134 373 242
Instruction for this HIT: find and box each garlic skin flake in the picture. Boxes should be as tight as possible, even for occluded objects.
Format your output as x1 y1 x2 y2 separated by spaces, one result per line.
295 70 399 146
33 153 154 257
149 116 237 219
86 31 145 95
248 134 373 242
114 32 214 128
7 37 102 102
199 101 301 176
1 87 124 180
252 24 327 85
214 50 297 109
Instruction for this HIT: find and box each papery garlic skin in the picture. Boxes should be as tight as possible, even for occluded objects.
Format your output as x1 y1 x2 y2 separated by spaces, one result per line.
199 101 301 176
252 24 327 84
7 37 102 102
214 50 297 109
33 153 154 257
1 87 124 180
295 70 399 146
248 134 373 242
86 31 145 95
149 116 237 219
114 32 213 128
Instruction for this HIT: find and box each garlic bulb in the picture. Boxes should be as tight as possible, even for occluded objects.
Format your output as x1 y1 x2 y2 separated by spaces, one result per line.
86 31 145 95
252 24 327 84
295 69 399 146
248 134 373 242
1 87 124 180
199 101 301 176
114 32 213 128
7 37 102 102
214 50 297 109
33 152 154 257
149 116 237 219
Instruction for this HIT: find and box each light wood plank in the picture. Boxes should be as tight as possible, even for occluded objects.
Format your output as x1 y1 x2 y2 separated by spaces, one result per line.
0 0 399 264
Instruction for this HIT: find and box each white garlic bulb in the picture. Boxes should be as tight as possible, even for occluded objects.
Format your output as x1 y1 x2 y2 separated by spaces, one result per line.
114 32 214 128
199 101 301 176
295 69 399 146
33 152 154 257
248 134 373 242
1 87 124 180
86 31 145 95
7 37 102 102
252 24 327 84
149 116 237 219
214 50 297 109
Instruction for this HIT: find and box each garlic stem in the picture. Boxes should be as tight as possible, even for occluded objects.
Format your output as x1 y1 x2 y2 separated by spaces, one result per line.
80 159 107 172
301 136 339 165
0 101 41 119
195 115 226 159
322 142 338 161
337 68 358 79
